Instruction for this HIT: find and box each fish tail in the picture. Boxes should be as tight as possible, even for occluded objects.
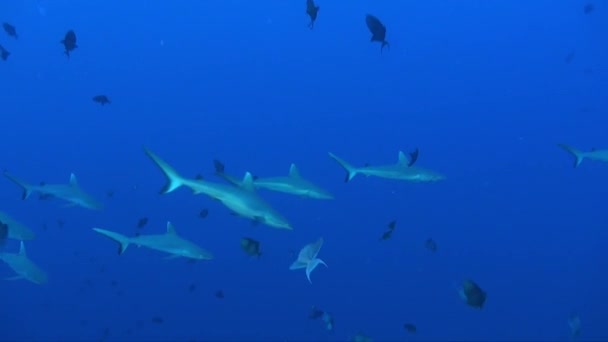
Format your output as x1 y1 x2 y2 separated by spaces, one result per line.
557 144 585 168
328 152 358 182
143 147 186 194
92 228 130 255
3 171 35 200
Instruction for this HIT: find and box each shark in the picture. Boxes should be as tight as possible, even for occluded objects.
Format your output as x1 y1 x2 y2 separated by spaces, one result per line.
0 241 48 285
143 147 292 230
93 221 214 260
0 212 36 241
290 237 327 283
214 161 333 200
328 150 445 183
3 171 103 210
558 144 608 168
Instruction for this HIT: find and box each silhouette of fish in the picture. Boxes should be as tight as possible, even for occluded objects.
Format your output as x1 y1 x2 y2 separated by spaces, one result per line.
306 0 320 29
61 30 78 58
0 44 10 61
2 23 17 39
365 15 390 53
93 95 111 105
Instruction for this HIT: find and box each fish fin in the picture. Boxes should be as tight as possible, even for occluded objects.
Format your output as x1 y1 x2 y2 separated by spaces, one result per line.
241 172 256 191
305 258 327 284
3 171 35 200
166 221 177 235
557 144 585 168
143 147 186 193
397 151 408 165
289 164 301 178
328 153 358 182
408 148 419 167
18 241 26 256
92 228 130 255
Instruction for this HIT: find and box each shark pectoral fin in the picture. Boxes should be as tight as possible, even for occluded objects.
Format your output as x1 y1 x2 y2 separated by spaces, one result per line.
5 275 24 281
92 228 130 255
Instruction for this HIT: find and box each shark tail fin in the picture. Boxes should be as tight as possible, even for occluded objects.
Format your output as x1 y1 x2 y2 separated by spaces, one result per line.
92 228 130 255
558 144 585 168
328 152 358 182
143 147 186 194
3 172 34 200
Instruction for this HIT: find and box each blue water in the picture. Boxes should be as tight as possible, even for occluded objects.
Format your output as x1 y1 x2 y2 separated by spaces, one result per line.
1 0 607 341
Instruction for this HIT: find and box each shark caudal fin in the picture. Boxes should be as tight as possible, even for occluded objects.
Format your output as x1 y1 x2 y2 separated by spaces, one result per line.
92 228 131 255
328 153 358 182
143 147 187 194
3 172 35 200
558 144 586 168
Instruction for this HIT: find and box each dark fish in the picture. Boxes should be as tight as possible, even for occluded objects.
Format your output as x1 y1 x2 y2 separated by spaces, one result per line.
213 159 225 174
0 220 8 246
61 30 78 58
2 23 17 39
199 208 209 219
240 237 262 257
584 3 595 14
407 148 419 167
151 316 164 324
379 220 396 241
306 0 320 29
403 323 417 333
425 238 437 252
460 279 486 309
188 283 196 292
565 50 576 64
136 217 148 229
0 45 10 61
215 290 224 299
365 15 390 53
93 95 111 105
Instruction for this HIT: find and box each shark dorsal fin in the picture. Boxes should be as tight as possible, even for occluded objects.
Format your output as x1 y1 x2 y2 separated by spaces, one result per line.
397 151 408 165
19 241 26 256
241 172 255 191
289 164 301 178
166 221 177 235
69 173 78 186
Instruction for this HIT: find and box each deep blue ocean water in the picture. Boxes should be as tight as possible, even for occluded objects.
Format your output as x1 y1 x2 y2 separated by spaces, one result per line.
1 0 607 341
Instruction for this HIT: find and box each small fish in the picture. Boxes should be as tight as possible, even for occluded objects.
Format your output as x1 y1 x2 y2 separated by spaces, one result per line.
306 0 320 29
151 316 164 324
215 290 224 299
308 306 324 319
425 238 437 252
459 279 486 309
199 208 209 219
0 44 10 61
93 95 111 105
2 23 18 39
365 15 390 53
213 159 225 174
188 283 196 292
379 220 396 241
136 217 148 229
61 30 78 58
240 237 262 257
584 3 595 14
403 323 417 333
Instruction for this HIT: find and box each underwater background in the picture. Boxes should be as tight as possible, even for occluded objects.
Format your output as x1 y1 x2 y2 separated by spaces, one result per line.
1 0 607 341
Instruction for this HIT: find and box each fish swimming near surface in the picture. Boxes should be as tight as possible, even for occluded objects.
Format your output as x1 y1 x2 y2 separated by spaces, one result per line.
306 0 320 29
290 237 327 283
365 14 390 53
3 171 103 210
0 241 48 285
2 23 18 39
61 30 78 57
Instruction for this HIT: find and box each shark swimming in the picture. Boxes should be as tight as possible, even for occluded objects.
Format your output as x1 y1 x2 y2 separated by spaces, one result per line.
0 212 36 241
214 161 333 200
143 147 292 230
3 171 103 210
290 237 327 283
93 221 213 260
328 150 445 183
0 241 48 285
558 144 608 168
